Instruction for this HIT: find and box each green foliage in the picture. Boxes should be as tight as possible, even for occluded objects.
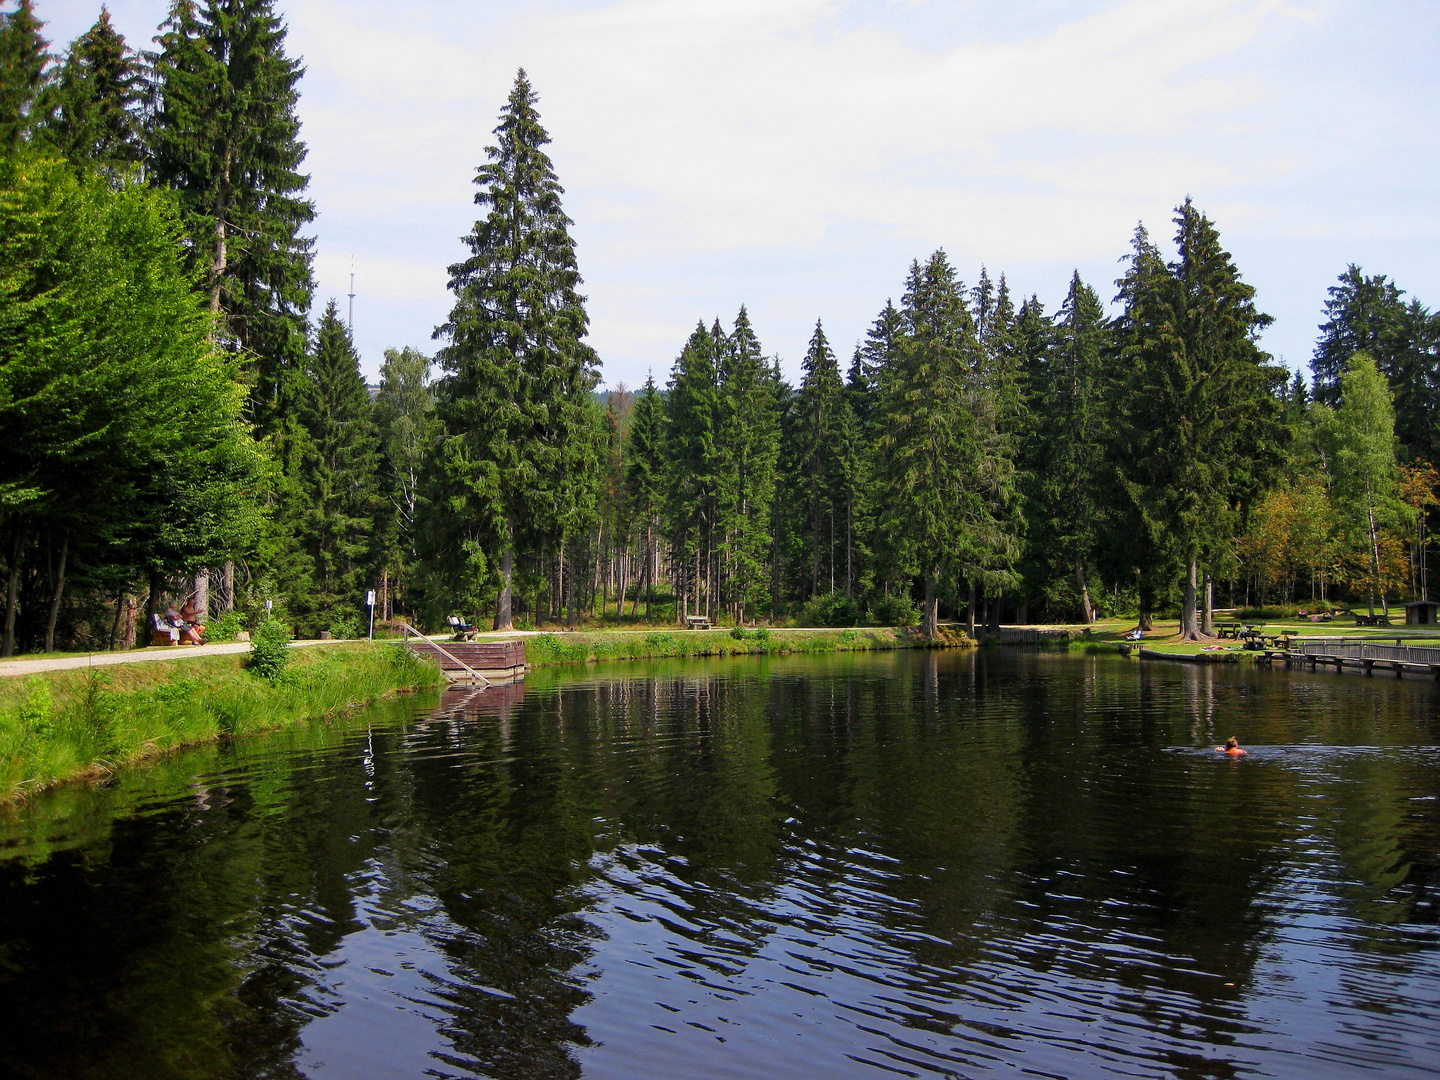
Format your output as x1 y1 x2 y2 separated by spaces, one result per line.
247 617 293 683
39 8 144 172
147 0 314 430
17 678 53 735
796 591 861 627
868 594 920 627
0 0 49 152
327 614 362 640
430 69 603 628
205 610 245 643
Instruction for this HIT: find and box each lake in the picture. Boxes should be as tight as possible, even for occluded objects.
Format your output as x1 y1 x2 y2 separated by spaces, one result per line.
1 648 1438 1079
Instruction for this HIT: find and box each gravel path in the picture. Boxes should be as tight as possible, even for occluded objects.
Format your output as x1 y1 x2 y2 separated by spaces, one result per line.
0 639 342 679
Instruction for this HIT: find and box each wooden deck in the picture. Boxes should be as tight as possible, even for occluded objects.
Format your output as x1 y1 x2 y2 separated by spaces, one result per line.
1263 639 1440 679
405 638 527 684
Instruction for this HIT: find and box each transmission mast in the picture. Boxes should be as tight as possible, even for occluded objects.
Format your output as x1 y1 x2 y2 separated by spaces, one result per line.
348 255 356 331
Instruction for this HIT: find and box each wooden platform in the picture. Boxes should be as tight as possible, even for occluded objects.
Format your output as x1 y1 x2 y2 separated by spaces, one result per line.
405 638 526 684
1264 640 1440 679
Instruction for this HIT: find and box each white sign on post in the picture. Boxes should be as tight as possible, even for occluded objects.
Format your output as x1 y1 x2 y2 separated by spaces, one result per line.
366 590 376 642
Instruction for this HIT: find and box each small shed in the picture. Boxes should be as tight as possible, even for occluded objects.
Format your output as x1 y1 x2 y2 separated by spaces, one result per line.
1405 600 1440 625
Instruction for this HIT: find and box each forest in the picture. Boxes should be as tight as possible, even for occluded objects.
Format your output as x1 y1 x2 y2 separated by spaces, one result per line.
1 0 1438 656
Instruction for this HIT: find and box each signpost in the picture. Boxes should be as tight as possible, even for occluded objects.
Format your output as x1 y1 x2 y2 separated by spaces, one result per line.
366 590 376 642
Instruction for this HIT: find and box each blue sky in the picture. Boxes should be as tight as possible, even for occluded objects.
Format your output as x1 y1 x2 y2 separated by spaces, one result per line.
38 0 1440 388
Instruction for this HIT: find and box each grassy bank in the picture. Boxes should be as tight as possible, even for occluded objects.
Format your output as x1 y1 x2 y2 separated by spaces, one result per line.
0 643 444 803
520 625 965 666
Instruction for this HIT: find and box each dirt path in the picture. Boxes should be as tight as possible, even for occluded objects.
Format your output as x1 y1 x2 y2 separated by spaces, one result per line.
0 639 344 679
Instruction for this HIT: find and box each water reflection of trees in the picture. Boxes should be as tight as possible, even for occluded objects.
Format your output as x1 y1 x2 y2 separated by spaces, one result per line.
1 655 1439 1078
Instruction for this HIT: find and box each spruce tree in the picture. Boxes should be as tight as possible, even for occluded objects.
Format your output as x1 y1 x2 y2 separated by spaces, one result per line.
623 374 664 620
1111 202 1286 639
292 300 379 630
42 8 143 171
715 306 781 618
1027 273 1110 621
147 0 314 430
433 70 603 630
1312 266 1439 461
0 0 49 151
663 322 722 621
791 319 847 597
875 251 1021 636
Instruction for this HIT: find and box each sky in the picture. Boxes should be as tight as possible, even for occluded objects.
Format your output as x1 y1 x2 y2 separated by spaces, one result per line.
36 0 1440 388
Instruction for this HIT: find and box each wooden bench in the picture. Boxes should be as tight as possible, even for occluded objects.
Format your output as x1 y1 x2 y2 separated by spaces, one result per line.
447 615 479 641
150 613 180 646
685 615 712 630
1354 614 1393 627
1215 621 1242 639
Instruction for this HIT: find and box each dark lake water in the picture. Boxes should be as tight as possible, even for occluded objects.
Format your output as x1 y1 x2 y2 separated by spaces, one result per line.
2 649 1439 1080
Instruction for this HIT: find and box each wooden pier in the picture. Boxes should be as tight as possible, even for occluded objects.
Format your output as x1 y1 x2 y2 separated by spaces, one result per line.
1263 637 1440 679
402 632 527 685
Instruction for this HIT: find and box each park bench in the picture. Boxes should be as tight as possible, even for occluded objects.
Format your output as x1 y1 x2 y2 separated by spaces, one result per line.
447 615 479 641
686 614 712 630
1354 614 1393 627
150 613 180 646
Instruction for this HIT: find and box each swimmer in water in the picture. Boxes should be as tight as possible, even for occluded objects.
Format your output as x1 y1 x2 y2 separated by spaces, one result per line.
1215 737 1247 756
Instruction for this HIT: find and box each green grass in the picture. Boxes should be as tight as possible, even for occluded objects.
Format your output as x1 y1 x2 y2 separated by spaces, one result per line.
0 642 445 804
521 625 952 666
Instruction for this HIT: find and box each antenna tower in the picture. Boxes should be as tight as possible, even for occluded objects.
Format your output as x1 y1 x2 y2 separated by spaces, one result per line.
348 256 356 331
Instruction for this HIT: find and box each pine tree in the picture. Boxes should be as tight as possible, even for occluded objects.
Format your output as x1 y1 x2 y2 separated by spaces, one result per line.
433 70 603 630
42 8 143 171
0 0 49 151
875 251 1021 636
791 319 847 597
292 300 379 630
1312 266 1439 461
1111 202 1287 639
623 374 664 620
663 322 722 621
147 0 314 430
715 307 781 619
1027 273 1110 621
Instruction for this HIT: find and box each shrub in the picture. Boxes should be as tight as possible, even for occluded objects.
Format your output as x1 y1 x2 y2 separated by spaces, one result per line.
205 610 245 643
17 679 54 736
248 618 294 683
328 614 362 640
797 591 862 627
868 595 919 627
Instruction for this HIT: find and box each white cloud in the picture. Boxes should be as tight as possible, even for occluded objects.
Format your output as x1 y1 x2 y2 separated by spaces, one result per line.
34 0 1440 383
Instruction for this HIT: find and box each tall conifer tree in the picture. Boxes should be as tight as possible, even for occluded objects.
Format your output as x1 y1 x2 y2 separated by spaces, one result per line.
147 0 314 430
1112 202 1286 639
43 8 143 171
875 252 1021 636
0 0 49 151
433 70 602 630
292 300 379 629
624 374 664 619
791 320 847 596
663 322 722 620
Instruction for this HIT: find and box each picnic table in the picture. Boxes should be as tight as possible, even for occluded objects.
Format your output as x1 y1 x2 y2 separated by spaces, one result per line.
685 614 712 630
1215 621 1242 639
1353 613 1393 627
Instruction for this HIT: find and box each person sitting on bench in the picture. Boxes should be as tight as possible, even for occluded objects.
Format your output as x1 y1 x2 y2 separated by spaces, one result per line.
180 598 206 643
166 602 204 645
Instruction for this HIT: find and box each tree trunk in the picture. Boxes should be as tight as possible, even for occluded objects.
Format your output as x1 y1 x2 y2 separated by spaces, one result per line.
1180 558 1200 640
2 531 22 658
922 571 938 638
966 583 976 637
109 590 126 651
1367 484 1381 616
646 524 654 622
193 568 209 622
494 548 514 631
221 560 235 612
987 591 1001 633
1075 557 1093 624
1201 570 1214 637
43 533 68 653
118 595 136 651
